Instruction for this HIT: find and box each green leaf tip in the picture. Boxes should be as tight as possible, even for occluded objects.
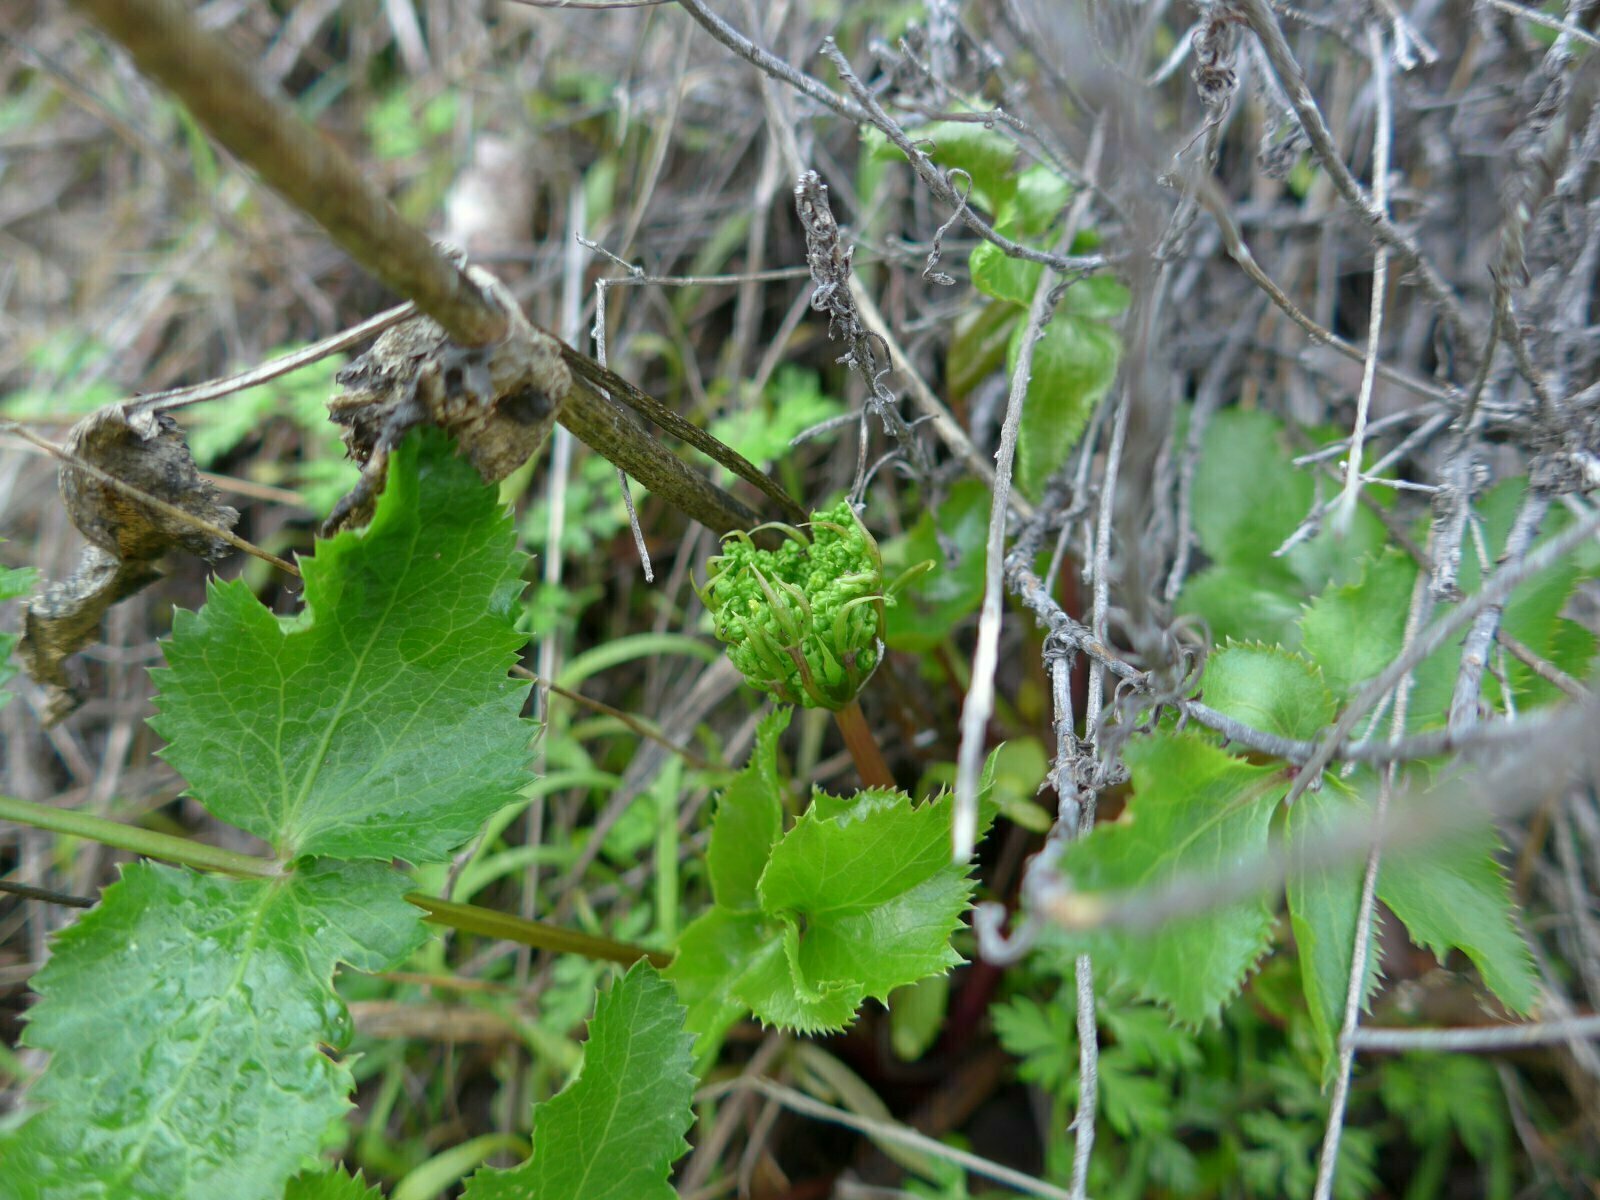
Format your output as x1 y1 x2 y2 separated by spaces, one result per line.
701 500 893 710
463 963 695 1200
151 428 534 862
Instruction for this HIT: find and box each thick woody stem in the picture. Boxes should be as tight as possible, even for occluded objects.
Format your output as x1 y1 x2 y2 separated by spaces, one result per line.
69 0 506 348
67 0 799 538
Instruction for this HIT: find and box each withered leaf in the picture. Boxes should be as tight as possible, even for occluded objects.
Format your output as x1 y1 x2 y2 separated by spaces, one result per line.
19 406 239 724
323 265 568 533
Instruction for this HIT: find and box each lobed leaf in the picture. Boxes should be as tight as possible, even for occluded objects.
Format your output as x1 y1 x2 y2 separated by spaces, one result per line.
1379 821 1539 1015
0 861 425 1200
463 964 695 1200
669 720 986 1045
151 429 533 861
1053 733 1288 1025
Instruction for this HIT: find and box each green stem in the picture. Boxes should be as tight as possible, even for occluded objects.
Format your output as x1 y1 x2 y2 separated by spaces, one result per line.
0 794 282 878
0 794 666 969
832 698 895 789
405 893 671 969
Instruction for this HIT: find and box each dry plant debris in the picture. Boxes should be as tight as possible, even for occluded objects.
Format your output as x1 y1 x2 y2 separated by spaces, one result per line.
18 406 238 724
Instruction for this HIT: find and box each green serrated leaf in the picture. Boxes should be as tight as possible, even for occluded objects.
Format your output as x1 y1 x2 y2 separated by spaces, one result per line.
751 792 973 1011
1299 549 1416 698
1379 823 1538 1015
1008 313 1120 500
1053 733 1288 1025
1177 563 1308 648
463 964 694 1200
1202 644 1335 742
1286 779 1380 1078
670 733 985 1040
151 430 533 861
285 1167 387 1200
667 905 777 1057
0 860 425 1200
705 708 790 910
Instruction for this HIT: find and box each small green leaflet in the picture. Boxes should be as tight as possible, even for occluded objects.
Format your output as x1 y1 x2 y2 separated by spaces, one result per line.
1005 312 1120 501
152 429 534 861
1177 408 1386 646
1052 733 1287 1026
0 861 425 1200
1 548 38 708
668 710 988 1047
868 119 1020 212
463 964 695 1200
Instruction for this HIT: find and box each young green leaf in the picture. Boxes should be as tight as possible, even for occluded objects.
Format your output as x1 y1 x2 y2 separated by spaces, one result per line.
151 429 533 861
1053 733 1288 1025
1187 411 1386 583
704 707 790 910
870 120 1020 211
1299 548 1415 698
669 723 988 1046
462 963 695 1200
1007 313 1120 500
1285 778 1379 1077
1379 825 1539 1015
0 861 425 1200
1201 643 1336 741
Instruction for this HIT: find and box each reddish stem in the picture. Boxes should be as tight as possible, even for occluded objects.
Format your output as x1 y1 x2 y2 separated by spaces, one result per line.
833 698 894 789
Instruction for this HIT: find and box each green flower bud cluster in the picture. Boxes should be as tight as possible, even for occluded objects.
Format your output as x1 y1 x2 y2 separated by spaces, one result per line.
700 501 922 710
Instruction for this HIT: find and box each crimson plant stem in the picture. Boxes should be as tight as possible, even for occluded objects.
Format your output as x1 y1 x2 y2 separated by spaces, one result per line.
833 698 894 789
